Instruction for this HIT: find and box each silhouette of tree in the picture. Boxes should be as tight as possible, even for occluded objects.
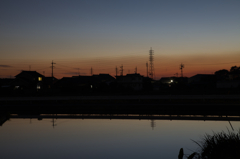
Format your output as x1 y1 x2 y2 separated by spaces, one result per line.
215 69 229 76
230 66 240 74
215 69 229 80
229 66 240 80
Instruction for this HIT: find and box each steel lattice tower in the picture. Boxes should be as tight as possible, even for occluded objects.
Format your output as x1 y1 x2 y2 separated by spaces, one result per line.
180 63 184 77
149 48 155 79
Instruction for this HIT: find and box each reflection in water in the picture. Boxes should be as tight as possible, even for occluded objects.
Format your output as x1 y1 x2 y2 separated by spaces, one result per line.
51 117 57 128
3 113 240 128
1 114 240 159
151 120 156 130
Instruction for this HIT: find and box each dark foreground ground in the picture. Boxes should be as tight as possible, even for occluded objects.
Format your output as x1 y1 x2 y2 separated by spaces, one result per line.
1 95 240 115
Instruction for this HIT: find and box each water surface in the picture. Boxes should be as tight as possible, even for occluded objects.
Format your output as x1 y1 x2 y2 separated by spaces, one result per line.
1 118 239 159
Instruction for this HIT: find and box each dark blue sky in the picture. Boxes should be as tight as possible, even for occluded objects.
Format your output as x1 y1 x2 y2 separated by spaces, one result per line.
1 0 240 78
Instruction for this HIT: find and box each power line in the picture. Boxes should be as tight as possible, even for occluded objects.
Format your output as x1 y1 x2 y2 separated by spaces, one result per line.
35 66 52 71
55 63 76 69
56 63 89 70
185 61 240 66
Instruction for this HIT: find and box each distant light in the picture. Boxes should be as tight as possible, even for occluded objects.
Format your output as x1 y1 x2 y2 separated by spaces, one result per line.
90 85 93 88
38 77 42 81
15 86 20 89
37 85 41 89
170 80 173 83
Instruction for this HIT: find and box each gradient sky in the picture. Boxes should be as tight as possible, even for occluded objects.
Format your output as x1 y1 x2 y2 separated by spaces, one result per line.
1 0 240 79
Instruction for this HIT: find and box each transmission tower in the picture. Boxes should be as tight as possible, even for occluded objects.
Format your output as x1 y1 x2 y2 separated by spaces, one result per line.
120 65 123 76
180 63 184 77
149 48 155 79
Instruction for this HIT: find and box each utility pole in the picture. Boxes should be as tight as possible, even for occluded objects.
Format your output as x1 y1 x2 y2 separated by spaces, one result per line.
120 65 123 76
146 62 148 77
51 60 56 78
51 114 57 128
135 67 137 74
90 67 93 75
151 120 156 130
29 65 31 71
180 63 184 77
115 66 118 77
149 47 155 79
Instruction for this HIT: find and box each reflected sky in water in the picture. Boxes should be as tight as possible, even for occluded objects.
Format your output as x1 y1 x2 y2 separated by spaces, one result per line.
1 119 240 159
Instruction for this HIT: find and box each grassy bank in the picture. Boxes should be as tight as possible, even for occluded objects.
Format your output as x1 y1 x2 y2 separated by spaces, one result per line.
179 130 240 159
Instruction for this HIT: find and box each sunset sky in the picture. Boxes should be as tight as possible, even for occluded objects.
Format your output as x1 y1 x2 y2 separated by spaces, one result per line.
1 0 240 79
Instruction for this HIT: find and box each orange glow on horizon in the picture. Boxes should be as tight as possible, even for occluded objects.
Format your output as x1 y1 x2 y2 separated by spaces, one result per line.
0 51 240 79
